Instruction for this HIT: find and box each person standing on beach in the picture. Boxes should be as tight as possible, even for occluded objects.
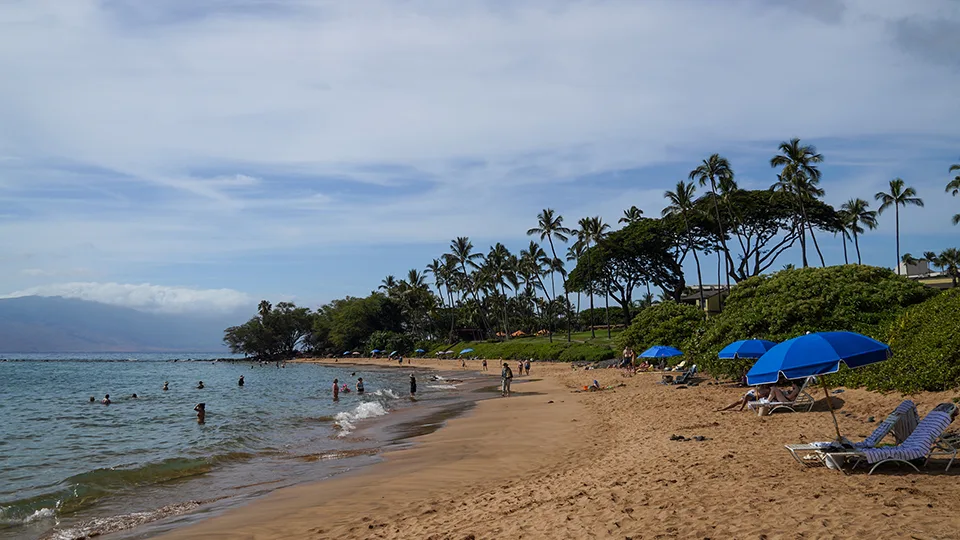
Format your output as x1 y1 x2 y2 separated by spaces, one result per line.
517 360 524 378
501 362 513 397
409 374 417 396
482 358 488 371
332 378 340 401
524 359 531 376
461 358 466 369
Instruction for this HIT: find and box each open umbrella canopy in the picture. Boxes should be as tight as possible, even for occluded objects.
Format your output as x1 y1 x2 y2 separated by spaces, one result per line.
639 345 683 358
746 331 891 386
351 351 361 355
460 348 475 355
415 349 426 353
718 339 778 359
371 349 381 354
389 351 398 356
342 351 350 356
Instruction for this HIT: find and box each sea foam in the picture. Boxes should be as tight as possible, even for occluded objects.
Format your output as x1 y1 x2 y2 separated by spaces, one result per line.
334 402 389 436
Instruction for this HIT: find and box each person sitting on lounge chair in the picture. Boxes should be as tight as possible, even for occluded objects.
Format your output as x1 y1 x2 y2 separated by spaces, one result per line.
768 379 803 403
718 384 771 411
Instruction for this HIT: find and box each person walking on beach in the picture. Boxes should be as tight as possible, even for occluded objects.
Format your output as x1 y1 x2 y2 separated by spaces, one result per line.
238 375 244 387
461 358 466 369
517 360 524 378
409 374 417 397
524 359 531 376
501 362 513 397
482 358 488 371
332 378 340 401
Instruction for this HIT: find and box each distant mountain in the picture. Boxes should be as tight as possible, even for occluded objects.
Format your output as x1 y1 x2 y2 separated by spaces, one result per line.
0 296 243 352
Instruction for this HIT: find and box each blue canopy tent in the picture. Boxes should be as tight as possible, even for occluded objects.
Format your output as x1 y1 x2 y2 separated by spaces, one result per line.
746 331 892 439
718 339 777 359
639 345 683 358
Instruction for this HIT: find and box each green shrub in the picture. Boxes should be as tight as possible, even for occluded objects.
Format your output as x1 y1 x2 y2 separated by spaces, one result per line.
616 301 705 364
833 288 960 392
691 265 937 379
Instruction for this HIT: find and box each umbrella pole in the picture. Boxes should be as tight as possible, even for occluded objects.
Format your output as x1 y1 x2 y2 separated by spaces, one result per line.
820 378 843 441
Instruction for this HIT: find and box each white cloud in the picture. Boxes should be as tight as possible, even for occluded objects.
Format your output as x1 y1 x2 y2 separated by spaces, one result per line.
0 0 958 291
2 282 254 314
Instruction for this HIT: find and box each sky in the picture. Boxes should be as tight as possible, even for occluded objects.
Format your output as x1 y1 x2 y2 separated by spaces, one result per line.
1 0 959 318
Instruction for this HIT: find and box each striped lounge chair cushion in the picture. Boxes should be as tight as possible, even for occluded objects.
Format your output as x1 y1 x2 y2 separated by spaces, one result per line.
861 411 953 465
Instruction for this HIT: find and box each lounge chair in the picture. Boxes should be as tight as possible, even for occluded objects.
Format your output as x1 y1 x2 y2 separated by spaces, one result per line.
673 365 697 385
784 400 918 467
747 376 816 414
822 403 958 474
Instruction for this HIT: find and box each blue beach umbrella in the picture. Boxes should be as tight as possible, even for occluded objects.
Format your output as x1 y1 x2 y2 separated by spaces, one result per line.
371 349 381 354
746 332 891 386
342 351 350 356
389 351 398 356
639 345 683 358
415 349 426 353
746 331 892 440
718 339 778 359
460 348 474 355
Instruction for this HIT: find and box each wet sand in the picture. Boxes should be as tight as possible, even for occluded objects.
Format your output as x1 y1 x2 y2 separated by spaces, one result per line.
159 359 960 539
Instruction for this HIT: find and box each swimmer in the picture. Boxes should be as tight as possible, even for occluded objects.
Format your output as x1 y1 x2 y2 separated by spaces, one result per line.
102 394 111 405
333 378 340 400
162 381 169 391
238 375 244 387
357 377 365 394
89 396 95 403
194 403 206 424
197 381 204 389
341 383 351 394
131 393 138 399
410 374 417 396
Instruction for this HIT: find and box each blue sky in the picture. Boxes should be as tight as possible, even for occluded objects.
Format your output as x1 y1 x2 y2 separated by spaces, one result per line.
1 0 959 317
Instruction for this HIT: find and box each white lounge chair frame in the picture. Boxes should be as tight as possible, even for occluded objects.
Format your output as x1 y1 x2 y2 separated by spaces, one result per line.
748 376 816 414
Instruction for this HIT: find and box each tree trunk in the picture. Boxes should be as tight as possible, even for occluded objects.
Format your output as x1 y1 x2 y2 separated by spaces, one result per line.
842 233 848 265
854 230 862 265
895 205 901 275
605 282 611 338
797 218 809 268
587 249 596 338
709 181 729 311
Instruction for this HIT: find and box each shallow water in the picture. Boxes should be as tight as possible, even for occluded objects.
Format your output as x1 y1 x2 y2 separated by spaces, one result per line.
0 355 474 540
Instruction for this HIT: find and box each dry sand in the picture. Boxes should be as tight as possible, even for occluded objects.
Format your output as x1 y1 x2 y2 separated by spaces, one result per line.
159 358 960 540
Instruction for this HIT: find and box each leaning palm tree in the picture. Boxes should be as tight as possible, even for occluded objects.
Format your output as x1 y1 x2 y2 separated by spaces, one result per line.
689 154 734 291
923 251 941 272
875 178 924 275
939 247 960 287
566 242 586 319
619 206 644 225
839 198 877 265
577 216 610 338
663 181 705 311
526 209 574 341
771 138 826 267
836 210 851 265
947 162 960 225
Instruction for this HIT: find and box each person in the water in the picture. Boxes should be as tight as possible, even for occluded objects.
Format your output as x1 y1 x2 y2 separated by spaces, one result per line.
131 393 138 399
238 375 244 387
356 377 365 394
409 374 417 396
194 403 206 424
162 381 169 391
89 396 95 403
102 394 111 405
333 378 340 400
197 381 204 389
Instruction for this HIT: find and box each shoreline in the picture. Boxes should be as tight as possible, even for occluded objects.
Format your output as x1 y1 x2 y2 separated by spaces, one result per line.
157 362 960 539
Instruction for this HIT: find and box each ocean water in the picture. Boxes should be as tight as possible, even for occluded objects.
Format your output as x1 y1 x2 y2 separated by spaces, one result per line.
0 354 476 540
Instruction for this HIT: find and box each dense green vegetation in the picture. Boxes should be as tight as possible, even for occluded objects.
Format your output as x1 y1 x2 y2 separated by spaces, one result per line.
616 302 704 365
834 289 960 393
225 141 960 392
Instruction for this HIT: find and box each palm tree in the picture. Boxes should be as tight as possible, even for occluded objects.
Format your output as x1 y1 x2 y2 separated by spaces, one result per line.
771 138 826 267
923 251 941 272
689 154 734 291
901 253 918 267
836 209 851 264
619 206 644 225
947 162 960 225
484 243 515 340
448 236 488 334
566 242 586 320
577 216 610 338
527 209 574 341
939 248 960 287
663 181 705 312
378 275 397 295
875 178 924 275
839 198 877 265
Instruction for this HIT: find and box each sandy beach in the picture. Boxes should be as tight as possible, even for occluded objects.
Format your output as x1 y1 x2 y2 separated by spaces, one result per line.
159 358 960 539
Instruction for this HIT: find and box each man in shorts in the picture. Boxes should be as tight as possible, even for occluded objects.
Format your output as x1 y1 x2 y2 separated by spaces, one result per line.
501 362 513 397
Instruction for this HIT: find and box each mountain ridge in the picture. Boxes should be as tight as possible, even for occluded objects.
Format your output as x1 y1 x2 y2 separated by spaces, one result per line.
0 296 240 352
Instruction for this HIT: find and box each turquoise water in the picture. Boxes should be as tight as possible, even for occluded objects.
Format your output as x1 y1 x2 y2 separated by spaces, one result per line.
0 354 468 540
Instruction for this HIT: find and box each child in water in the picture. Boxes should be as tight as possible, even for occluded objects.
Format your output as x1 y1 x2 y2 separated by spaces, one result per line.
194 403 206 424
